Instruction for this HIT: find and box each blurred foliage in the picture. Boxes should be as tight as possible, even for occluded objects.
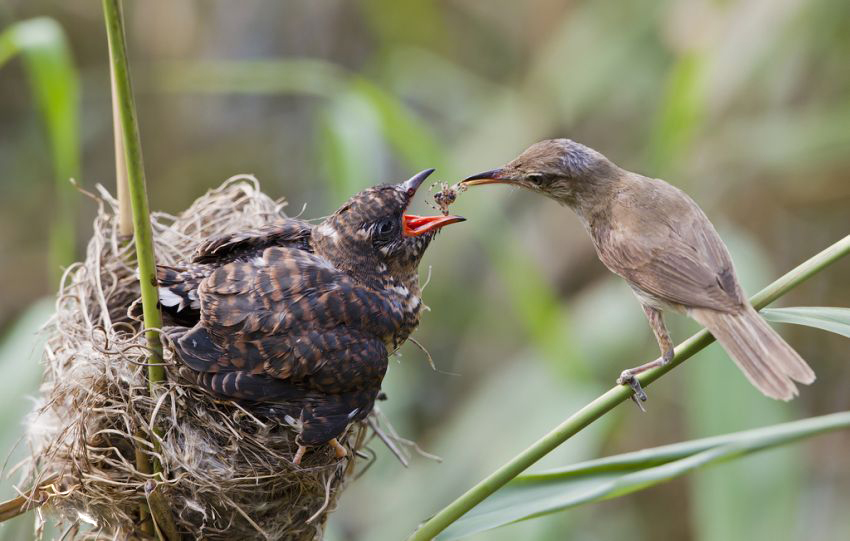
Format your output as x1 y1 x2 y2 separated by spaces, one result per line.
0 299 53 540
1 1 849 540
439 410 850 540
0 17 79 281
762 307 850 338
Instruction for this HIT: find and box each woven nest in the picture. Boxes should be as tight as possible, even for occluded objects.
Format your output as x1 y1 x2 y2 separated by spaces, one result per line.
15 177 414 540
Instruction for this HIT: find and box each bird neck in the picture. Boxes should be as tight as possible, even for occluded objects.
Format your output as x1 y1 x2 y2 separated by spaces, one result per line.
325 254 420 298
558 162 623 225
333 256 389 284
384 265 421 297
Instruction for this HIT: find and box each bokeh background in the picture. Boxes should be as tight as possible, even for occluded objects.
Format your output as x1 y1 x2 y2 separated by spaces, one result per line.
1 1 849 540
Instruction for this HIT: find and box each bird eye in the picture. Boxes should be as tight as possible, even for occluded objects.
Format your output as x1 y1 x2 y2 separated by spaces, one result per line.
527 173 545 184
374 218 397 239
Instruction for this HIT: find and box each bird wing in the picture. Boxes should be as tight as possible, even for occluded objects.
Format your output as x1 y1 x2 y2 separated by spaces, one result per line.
168 246 398 393
594 177 744 312
192 219 313 264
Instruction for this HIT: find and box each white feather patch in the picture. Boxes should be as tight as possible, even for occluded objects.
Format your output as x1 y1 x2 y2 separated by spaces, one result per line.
317 223 339 241
159 287 183 308
391 285 409 296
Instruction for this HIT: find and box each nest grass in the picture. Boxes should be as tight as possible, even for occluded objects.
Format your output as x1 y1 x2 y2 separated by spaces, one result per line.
14 177 405 540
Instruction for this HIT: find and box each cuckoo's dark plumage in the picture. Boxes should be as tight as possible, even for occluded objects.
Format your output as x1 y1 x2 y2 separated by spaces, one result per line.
462 139 815 402
154 170 464 463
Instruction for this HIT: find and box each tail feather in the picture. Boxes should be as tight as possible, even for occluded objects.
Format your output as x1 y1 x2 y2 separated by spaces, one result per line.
156 264 209 312
691 304 815 401
128 264 210 325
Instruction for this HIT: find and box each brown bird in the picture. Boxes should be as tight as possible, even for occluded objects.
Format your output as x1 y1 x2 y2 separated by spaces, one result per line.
461 139 815 402
155 169 464 463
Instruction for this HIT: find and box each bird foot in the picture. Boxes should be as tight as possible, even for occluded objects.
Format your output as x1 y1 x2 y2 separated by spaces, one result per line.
616 350 673 410
329 438 347 459
617 370 648 411
292 439 348 466
293 445 307 466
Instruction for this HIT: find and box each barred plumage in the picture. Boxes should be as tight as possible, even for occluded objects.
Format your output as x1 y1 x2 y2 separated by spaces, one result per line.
150 170 464 463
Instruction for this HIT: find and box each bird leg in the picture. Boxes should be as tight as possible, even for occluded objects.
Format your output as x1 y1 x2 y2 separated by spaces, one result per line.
292 438 348 466
293 445 308 466
617 305 674 407
329 438 348 459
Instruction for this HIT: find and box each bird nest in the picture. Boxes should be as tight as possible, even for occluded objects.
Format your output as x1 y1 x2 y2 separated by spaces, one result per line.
14 176 411 540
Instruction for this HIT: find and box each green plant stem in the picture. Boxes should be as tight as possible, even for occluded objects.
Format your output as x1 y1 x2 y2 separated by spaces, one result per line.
102 0 165 391
409 234 850 541
103 2 175 539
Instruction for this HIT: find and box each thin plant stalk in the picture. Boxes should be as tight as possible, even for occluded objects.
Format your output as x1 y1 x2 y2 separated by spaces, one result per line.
102 1 176 538
409 234 850 541
110 59 132 238
102 0 165 390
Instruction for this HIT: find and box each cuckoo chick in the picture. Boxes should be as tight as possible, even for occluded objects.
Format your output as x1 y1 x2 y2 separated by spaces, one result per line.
155 170 464 464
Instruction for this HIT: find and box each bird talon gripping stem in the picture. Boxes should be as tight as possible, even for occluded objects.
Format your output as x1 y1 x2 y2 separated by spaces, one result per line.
630 393 648 412
618 370 648 406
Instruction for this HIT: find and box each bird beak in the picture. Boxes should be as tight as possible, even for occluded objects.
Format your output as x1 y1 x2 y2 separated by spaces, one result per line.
398 168 465 236
403 214 466 237
460 168 510 187
400 168 437 193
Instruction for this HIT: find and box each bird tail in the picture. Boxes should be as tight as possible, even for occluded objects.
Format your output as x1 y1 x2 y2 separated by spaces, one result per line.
690 304 815 401
127 264 210 325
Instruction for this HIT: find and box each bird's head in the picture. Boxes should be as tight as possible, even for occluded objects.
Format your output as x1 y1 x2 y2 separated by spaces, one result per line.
313 169 465 277
460 139 616 206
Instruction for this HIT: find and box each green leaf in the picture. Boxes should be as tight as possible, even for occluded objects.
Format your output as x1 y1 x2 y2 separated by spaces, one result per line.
436 411 850 540
315 88 387 201
0 299 54 541
761 307 850 338
349 78 444 171
646 51 707 174
0 17 80 277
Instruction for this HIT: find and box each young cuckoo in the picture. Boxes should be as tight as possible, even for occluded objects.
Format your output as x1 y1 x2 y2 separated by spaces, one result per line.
153 170 464 463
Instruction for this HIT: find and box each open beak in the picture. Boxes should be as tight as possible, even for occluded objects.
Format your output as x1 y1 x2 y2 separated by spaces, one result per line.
400 168 437 193
398 168 465 236
460 168 509 187
403 214 465 237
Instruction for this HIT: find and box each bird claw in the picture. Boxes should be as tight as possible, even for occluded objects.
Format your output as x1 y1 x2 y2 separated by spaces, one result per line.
292 439 347 466
617 370 648 411
629 392 647 412
293 445 307 466
329 438 347 459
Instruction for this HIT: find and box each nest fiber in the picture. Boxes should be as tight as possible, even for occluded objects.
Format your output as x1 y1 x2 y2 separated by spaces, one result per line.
19 177 380 540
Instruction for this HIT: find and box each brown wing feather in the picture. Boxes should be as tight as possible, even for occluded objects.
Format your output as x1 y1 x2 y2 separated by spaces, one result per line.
171 325 384 444
170 246 400 395
594 175 743 312
192 219 312 264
